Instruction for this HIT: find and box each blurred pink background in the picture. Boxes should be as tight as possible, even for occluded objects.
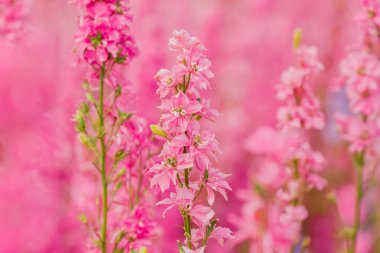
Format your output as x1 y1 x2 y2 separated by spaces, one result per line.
2 0 379 252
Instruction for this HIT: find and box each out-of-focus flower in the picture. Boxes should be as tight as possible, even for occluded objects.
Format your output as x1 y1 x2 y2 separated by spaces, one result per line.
233 31 326 252
0 0 26 41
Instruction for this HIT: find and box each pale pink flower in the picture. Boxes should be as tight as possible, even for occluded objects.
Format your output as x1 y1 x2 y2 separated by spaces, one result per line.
0 0 25 41
149 30 231 250
203 167 232 206
159 91 202 133
279 205 308 224
296 46 324 73
336 113 380 153
340 51 380 115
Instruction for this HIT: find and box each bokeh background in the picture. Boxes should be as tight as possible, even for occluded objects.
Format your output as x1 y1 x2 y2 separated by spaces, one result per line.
2 0 379 252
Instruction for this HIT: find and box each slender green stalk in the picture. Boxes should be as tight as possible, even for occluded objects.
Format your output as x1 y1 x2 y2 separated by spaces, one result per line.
349 152 365 253
99 66 108 253
182 212 192 249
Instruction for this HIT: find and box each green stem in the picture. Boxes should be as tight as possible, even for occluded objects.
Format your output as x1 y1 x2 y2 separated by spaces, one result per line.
349 152 365 253
182 212 192 249
99 66 108 253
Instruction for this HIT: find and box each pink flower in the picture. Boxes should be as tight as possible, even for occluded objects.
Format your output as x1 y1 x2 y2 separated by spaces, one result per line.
189 205 215 226
276 45 325 130
279 205 308 224
148 162 177 193
74 0 138 69
0 0 25 41
203 167 232 206
336 113 380 153
340 51 380 115
160 91 202 133
155 69 179 98
191 226 233 247
295 46 324 73
149 30 231 250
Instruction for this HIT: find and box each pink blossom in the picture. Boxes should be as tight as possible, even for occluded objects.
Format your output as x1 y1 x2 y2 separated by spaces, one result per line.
279 205 308 224
149 30 231 250
0 0 25 41
276 44 325 130
203 167 232 206
191 226 233 247
295 46 324 73
336 113 380 153
159 91 202 133
340 51 380 116
74 0 138 70
189 205 215 227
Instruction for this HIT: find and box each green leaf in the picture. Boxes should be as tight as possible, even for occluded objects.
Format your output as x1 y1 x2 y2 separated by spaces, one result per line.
114 51 127 64
204 169 209 181
82 80 90 91
90 32 102 47
86 92 96 104
115 85 122 97
177 241 185 253
115 230 127 244
74 111 86 133
80 102 90 114
119 111 133 123
78 133 90 147
204 219 218 244
115 150 127 163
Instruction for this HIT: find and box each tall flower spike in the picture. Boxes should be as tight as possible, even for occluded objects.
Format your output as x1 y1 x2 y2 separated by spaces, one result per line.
72 1 156 252
274 29 327 250
233 29 326 252
336 1 380 252
149 30 232 252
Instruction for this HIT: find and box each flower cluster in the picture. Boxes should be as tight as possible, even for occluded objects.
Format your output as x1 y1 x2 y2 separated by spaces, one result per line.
338 47 380 155
149 30 232 252
274 32 326 249
276 44 324 130
359 0 380 45
74 0 138 69
74 106 158 253
0 0 25 41
335 1 380 251
73 1 156 252
233 30 326 252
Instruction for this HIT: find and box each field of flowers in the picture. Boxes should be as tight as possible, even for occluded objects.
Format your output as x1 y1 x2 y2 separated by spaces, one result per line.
1 0 380 252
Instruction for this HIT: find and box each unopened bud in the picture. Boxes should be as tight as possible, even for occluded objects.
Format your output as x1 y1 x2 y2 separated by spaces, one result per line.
150 124 167 138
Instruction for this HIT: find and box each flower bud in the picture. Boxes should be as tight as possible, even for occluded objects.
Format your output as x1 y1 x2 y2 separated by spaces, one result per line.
150 124 167 138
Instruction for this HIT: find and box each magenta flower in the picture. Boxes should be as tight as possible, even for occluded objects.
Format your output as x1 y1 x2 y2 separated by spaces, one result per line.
74 0 138 71
73 1 157 252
